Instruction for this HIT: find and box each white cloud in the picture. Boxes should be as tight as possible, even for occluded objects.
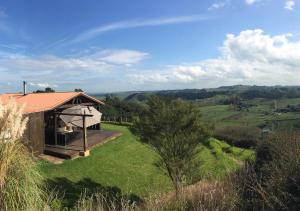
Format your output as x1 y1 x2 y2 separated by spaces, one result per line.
72 15 209 43
95 49 149 65
0 49 149 87
245 0 295 10
2 54 109 73
285 0 295 10
128 29 300 87
29 82 58 88
245 0 259 5
208 0 230 10
0 49 148 72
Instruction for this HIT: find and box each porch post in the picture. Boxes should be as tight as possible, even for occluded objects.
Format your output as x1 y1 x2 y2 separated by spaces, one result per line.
83 113 88 152
54 113 57 145
98 105 101 130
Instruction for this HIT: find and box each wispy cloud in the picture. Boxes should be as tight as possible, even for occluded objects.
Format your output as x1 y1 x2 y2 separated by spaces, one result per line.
71 15 209 43
0 43 26 51
0 48 149 88
245 0 260 5
245 0 295 10
0 7 7 18
208 0 230 10
0 7 11 34
0 49 148 72
29 82 58 88
96 49 149 65
285 0 295 10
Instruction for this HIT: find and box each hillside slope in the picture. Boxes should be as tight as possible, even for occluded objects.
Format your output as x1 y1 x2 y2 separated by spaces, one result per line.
39 124 253 207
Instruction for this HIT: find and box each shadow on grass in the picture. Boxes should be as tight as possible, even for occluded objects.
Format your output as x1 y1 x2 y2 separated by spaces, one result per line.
45 177 142 208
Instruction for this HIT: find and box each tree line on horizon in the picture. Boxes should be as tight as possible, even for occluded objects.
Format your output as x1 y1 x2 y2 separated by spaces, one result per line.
121 85 300 102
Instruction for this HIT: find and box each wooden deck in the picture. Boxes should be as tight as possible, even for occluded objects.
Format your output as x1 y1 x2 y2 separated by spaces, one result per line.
44 130 122 159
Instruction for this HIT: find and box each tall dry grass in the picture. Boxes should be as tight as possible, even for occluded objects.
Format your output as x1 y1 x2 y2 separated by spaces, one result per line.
74 191 136 211
0 100 46 211
140 179 238 211
69 178 238 211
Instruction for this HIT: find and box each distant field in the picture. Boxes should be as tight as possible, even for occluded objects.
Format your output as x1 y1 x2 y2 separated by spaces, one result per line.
39 124 253 208
199 98 300 129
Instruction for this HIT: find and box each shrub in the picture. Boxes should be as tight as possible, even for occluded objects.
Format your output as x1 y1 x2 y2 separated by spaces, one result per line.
235 131 300 210
214 126 261 148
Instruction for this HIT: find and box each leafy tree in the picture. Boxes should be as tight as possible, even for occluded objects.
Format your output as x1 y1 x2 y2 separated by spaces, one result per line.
45 87 55 92
74 88 83 92
101 96 145 121
34 87 55 93
131 96 211 195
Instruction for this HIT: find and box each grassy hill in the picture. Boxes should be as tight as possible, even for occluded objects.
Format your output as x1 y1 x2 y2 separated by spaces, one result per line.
93 85 300 131
39 124 253 208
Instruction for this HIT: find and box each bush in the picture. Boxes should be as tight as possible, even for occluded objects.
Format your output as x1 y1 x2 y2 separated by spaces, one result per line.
214 126 261 148
235 131 300 210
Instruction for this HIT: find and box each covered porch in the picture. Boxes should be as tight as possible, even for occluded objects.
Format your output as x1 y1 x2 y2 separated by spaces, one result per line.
44 130 121 159
44 102 121 159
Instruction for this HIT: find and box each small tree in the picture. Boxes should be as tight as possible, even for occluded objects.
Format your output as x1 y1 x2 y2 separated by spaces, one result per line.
131 96 211 195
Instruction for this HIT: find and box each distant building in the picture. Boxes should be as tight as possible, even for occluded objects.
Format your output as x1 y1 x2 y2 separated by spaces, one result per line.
261 127 271 138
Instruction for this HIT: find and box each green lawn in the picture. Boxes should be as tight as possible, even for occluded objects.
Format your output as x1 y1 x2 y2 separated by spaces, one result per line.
39 124 253 207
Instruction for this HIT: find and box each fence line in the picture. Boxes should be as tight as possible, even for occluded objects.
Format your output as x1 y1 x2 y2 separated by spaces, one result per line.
102 116 133 124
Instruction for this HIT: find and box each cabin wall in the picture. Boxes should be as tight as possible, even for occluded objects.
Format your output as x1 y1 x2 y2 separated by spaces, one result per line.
44 110 56 145
23 112 45 155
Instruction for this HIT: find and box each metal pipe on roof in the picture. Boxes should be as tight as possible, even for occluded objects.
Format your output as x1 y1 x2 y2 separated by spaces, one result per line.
23 81 27 95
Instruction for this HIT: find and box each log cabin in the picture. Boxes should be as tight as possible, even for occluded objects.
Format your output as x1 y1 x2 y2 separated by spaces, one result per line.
0 84 110 158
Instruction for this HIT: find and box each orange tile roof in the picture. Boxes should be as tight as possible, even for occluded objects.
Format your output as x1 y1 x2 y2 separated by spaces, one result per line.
0 92 104 114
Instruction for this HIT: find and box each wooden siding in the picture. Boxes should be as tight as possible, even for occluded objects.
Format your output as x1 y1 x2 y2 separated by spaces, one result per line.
23 112 45 155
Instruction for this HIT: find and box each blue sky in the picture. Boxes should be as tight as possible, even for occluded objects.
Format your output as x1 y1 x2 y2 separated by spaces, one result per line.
0 0 299 93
